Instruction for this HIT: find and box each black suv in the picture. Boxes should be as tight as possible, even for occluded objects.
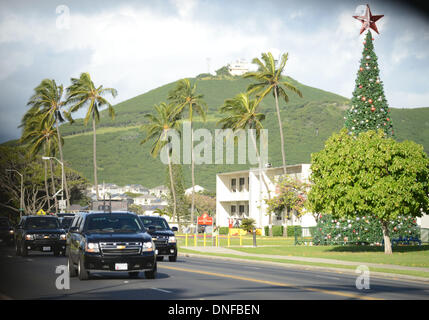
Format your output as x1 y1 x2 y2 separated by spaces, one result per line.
139 216 178 262
59 216 74 232
0 217 14 246
15 215 66 256
66 212 157 280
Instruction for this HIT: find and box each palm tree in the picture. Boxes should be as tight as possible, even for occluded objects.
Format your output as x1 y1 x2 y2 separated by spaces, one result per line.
27 79 73 207
218 93 274 234
66 72 117 200
20 115 60 213
141 102 180 226
168 79 207 233
244 52 303 174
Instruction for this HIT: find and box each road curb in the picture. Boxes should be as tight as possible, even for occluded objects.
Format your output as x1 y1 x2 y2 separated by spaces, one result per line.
178 252 429 285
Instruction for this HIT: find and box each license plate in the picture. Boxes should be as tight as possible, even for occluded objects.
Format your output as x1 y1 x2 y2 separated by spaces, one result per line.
42 246 51 251
115 263 128 271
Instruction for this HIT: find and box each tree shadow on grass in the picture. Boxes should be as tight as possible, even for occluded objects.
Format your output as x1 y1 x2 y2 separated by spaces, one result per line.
326 244 429 253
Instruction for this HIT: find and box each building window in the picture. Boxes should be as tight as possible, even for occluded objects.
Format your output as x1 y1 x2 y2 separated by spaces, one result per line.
231 205 236 215
239 177 245 191
239 205 245 216
231 178 236 192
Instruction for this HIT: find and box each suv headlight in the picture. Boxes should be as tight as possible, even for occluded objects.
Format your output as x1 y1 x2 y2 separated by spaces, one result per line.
85 242 100 253
25 234 34 240
168 236 177 243
142 241 154 252
60 234 66 240
9 229 14 234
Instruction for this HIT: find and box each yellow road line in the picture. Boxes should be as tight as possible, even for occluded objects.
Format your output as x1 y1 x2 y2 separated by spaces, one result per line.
159 265 382 300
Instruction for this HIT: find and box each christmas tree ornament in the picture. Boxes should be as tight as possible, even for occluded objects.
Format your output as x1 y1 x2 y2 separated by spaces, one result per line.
353 4 384 34
368 98 373 104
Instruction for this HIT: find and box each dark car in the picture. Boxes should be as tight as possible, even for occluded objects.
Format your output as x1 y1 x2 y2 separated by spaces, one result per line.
0 217 14 246
66 212 157 280
15 215 66 257
59 216 74 232
139 216 178 262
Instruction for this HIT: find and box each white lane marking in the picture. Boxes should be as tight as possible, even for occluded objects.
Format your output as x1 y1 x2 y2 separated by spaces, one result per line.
243 266 261 270
151 287 172 294
7 255 12 258
26 259 33 262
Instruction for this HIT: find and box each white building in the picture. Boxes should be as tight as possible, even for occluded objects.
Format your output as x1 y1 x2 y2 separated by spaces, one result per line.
149 185 169 198
185 185 206 196
228 59 250 76
216 164 316 231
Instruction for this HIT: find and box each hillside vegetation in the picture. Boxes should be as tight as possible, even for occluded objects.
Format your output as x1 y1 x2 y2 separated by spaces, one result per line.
53 76 429 191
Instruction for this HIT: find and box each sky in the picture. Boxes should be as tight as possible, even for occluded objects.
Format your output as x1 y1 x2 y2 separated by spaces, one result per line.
0 0 428 143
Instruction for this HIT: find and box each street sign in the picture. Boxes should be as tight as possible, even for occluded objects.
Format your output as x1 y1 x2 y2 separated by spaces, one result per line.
36 209 46 216
59 200 67 210
197 212 213 225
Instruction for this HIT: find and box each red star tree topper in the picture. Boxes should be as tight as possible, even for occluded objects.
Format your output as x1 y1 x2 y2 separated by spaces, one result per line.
353 4 384 34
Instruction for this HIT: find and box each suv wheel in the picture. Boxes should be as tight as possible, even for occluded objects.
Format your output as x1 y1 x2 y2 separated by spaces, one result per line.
53 250 60 257
145 263 157 279
78 256 89 280
68 255 77 277
169 255 177 262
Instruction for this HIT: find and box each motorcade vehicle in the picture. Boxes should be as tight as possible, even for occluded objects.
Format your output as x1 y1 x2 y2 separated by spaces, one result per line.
0 217 14 246
139 215 178 262
66 211 157 280
59 216 74 232
14 215 66 256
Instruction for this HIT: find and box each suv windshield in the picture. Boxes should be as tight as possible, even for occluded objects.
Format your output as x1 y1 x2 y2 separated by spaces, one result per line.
139 217 170 230
61 217 74 229
24 217 59 230
85 215 143 233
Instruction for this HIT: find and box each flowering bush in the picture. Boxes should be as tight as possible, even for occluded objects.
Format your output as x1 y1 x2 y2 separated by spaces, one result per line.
312 214 420 245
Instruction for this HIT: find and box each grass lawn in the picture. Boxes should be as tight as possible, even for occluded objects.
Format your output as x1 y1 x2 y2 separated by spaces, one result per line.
231 244 429 268
176 234 429 268
177 247 429 280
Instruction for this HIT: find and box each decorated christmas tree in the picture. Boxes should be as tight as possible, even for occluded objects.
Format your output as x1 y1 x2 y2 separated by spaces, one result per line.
345 6 394 137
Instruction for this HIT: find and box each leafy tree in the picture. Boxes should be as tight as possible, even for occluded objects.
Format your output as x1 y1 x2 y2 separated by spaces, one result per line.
345 31 393 137
244 52 302 174
186 192 216 216
128 204 145 215
141 102 180 223
66 72 117 200
215 66 230 77
265 175 309 236
307 129 429 254
26 79 73 207
20 115 61 212
241 218 256 233
168 78 207 232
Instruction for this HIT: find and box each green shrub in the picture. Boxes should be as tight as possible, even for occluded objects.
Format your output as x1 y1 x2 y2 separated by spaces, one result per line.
219 227 229 235
272 225 283 236
287 225 302 237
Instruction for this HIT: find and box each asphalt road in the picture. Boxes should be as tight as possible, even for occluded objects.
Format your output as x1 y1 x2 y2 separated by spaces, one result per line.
0 244 428 300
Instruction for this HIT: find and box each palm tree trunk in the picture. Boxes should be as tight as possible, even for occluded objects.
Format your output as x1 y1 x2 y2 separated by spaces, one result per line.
167 152 177 226
49 159 58 214
273 87 287 174
249 128 272 236
92 115 99 200
43 144 51 210
55 116 70 207
190 122 196 234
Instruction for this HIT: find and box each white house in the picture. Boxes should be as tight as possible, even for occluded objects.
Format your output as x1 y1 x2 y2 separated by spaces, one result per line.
216 164 317 231
185 185 206 196
227 59 250 76
149 185 169 198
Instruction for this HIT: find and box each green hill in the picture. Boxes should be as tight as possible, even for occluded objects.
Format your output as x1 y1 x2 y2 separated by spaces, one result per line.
50 76 429 191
